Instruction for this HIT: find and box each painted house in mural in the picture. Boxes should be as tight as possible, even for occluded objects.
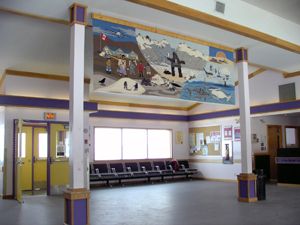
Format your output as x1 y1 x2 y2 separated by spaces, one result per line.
92 17 236 105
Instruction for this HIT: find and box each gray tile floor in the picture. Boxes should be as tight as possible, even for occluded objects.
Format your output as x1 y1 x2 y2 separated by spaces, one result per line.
0 180 300 225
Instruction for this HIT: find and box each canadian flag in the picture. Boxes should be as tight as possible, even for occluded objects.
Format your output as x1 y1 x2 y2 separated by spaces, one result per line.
101 33 107 41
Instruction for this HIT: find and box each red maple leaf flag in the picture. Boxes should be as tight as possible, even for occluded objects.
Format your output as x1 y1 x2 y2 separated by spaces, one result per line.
101 33 107 41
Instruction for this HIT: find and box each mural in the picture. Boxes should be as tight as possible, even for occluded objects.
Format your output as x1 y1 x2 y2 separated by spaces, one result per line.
92 18 235 105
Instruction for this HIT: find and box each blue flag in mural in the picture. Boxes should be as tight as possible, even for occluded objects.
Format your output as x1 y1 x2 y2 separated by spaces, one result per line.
92 18 235 105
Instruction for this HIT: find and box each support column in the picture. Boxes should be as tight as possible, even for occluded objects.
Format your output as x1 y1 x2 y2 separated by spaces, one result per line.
64 3 90 225
236 48 257 202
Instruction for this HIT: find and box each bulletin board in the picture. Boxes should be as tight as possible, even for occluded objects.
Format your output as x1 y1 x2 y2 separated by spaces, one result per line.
189 126 221 156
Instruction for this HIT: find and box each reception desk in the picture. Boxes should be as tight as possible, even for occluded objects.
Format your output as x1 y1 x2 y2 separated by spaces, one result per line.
277 148 300 184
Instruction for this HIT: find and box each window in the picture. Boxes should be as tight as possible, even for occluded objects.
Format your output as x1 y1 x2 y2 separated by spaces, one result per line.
122 129 147 159
286 128 296 145
95 128 122 160
148 129 172 159
38 133 48 158
18 133 26 158
94 128 172 160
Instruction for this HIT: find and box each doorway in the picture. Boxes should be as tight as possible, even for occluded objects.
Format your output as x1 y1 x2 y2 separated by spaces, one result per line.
267 125 282 181
14 120 70 201
18 124 48 196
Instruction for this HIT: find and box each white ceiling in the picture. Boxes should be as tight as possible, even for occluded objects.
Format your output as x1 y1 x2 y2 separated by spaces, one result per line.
242 0 300 25
0 0 299 107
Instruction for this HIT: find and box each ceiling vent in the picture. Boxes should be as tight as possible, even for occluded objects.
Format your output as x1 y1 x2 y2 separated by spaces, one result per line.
215 1 225 14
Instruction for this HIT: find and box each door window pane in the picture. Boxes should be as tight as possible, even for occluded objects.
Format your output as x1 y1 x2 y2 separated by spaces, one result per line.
38 133 48 158
148 130 172 159
123 129 147 159
18 133 26 158
95 128 121 160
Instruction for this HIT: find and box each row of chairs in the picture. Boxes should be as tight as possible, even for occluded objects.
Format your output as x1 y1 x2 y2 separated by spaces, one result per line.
90 160 198 186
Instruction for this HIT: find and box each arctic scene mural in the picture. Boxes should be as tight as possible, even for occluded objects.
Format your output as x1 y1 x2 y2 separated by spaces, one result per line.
92 18 235 105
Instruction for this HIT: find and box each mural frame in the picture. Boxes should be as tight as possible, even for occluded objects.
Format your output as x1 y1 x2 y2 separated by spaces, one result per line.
92 13 236 105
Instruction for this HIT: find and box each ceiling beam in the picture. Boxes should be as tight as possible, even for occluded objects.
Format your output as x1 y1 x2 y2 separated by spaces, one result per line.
97 100 193 111
283 71 300 78
5 69 90 84
235 68 266 86
127 0 300 54
0 7 69 25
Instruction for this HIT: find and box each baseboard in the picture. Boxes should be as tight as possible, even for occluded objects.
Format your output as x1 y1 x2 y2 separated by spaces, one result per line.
200 177 237 183
277 183 300 188
2 195 14 199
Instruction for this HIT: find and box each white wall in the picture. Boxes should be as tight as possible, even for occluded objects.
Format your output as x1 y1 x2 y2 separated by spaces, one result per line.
4 75 90 100
251 115 300 153
0 107 5 195
89 117 189 162
170 0 300 45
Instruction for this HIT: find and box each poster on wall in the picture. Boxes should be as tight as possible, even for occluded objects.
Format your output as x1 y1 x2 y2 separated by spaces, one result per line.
234 127 240 141
92 15 236 105
223 126 233 140
175 131 183 144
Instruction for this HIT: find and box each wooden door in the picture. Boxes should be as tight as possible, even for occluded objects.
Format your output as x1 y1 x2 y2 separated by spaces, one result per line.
267 125 282 181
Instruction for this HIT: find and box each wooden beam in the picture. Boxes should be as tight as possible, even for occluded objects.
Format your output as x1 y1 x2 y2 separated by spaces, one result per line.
127 0 300 54
5 69 90 84
97 100 193 111
235 68 266 86
187 103 201 111
0 7 69 25
92 13 234 52
283 71 300 78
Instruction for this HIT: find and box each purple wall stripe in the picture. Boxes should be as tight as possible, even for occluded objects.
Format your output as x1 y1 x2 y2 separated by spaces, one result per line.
188 109 239 121
250 100 300 114
1 95 300 122
90 110 188 121
0 95 97 111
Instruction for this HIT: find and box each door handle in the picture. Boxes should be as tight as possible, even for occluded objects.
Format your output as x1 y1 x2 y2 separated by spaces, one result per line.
16 160 24 166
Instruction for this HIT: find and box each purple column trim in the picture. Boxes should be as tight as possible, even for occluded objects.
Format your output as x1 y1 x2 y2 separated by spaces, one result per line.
249 180 256 198
76 7 85 23
239 180 248 198
74 199 87 225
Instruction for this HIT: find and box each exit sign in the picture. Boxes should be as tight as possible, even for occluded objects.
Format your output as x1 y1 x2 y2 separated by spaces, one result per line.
44 112 56 120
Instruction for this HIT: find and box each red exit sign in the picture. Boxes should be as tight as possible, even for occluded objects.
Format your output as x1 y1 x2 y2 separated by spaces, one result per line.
44 112 56 120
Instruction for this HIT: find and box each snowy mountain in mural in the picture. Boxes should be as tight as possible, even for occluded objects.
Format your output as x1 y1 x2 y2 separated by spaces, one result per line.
92 18 236 105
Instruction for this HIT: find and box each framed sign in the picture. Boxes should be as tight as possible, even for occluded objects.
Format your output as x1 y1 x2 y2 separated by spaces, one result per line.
44 112 56 120
234 127 240 141
223 126 232 140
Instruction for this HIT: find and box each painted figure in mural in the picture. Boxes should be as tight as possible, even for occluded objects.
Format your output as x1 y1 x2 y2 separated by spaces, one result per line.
145 63 152 77
133 82 138 91
129 60 137 77
105 56 112 74
137 61 144 78
124 81 128 90
167 52 185 77
117 55 127 77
